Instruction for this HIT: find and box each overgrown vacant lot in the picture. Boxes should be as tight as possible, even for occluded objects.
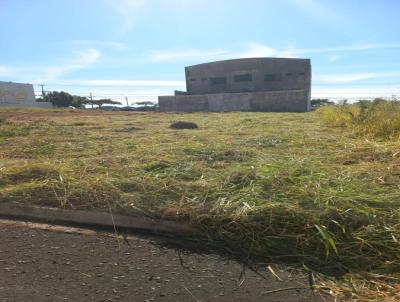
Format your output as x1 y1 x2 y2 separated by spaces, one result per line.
1 108 400 300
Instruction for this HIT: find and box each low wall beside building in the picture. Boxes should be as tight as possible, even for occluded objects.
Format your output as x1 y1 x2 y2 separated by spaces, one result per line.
159 89 309 112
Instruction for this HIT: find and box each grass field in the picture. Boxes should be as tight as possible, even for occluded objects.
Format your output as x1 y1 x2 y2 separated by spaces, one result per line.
1 107 400 301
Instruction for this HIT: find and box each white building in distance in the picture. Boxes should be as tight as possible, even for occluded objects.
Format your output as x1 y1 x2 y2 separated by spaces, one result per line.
0 81 52 108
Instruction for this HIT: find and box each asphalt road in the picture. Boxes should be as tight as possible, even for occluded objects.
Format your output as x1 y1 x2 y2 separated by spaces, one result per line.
0 219 331 302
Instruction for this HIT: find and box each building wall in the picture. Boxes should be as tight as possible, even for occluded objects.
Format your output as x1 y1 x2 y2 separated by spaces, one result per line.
185 58 311 95
0 81 52 108
159 89 309 112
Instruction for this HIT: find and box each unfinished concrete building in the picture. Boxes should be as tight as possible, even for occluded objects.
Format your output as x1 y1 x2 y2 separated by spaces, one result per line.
158 57 311 112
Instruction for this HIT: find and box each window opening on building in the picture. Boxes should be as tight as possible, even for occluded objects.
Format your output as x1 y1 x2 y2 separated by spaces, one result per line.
210 77 227 85
234 74 252 82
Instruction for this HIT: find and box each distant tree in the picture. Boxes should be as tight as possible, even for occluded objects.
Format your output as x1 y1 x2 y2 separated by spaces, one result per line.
136 101 154 107
354 99 371 104
71 95 88 108
135 101 158 111
85 99 122 109
44 91 74 107
372 98 388 104
44 92 122 109
311 99 334 108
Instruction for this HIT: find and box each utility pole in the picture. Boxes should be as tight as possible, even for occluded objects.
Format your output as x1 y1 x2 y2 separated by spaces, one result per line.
89 92 94 109
125 96 129 107
39 84 46 98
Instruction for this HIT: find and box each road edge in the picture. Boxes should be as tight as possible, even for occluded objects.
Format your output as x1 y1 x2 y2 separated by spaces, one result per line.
0 202 195 237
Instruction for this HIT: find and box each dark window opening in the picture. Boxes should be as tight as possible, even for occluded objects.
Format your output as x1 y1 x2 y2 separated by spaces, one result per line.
298 72 305 76
201 77 207 81
234 74 252 82
210 77 227 85
264 74 282 82
286 73 292 76
264 74 274 81
189 78 196 82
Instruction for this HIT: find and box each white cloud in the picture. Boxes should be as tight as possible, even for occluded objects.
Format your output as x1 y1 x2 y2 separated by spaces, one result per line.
108 0 148 33
313 86 400 101
70 40 127 50
45 79 185 87
293 43 400 55
40 48 101 79
289 0 343 24
315 71 400 83
0 48 101 82
328 55 339 62
239 43 400 58
149 48 228 62
316 73 378 83
148 43 297 63
231 43 290 58
0 65 16 77
290 0 333 16
147 42 400 63
108 0 206 33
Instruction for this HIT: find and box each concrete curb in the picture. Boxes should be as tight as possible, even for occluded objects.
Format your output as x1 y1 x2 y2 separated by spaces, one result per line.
0 203 195 237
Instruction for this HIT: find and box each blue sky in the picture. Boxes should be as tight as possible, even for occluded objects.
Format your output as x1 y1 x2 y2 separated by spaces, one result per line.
1 0 399 102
